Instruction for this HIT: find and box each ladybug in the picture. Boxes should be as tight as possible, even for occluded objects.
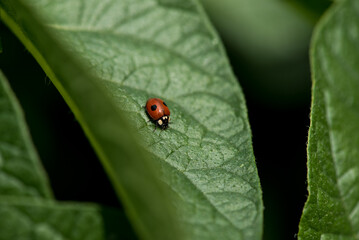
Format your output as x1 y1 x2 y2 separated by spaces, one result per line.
145 98 170 130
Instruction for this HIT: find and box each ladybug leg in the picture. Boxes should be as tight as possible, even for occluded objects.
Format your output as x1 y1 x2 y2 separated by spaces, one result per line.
153 125 157 132
166 116 172 125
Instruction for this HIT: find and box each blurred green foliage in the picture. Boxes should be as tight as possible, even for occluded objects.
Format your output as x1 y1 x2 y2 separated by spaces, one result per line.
200 0 322 106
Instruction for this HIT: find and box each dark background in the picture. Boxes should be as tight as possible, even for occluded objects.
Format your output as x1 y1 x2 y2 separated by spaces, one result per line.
0 2 330 239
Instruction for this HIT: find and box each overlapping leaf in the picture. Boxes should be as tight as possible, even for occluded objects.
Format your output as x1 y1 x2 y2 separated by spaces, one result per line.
299 0 359 239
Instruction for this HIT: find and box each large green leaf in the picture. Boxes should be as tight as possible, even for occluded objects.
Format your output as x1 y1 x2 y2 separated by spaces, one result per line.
0 70 52 198
1 0 263 239
299 0 359 239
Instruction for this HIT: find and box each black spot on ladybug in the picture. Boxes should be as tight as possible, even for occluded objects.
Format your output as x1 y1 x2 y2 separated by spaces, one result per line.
151 105 157 111
163 101 167 106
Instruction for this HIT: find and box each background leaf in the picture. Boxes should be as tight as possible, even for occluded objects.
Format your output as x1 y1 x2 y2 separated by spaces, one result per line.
0 70 128 240
0 196 134 240
0 197 102 240
299 0 359 239
0 70 52 198
1 0 263 239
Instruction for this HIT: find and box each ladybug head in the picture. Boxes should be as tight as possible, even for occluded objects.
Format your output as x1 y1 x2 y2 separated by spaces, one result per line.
157 115 170 129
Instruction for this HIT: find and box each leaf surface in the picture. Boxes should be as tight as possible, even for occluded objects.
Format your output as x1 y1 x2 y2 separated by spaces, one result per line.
299 0 359 239
1 0 263 239
0 197 123 240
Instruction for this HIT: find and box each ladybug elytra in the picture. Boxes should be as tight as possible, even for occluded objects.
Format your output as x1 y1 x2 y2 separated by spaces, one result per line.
145 98 170 129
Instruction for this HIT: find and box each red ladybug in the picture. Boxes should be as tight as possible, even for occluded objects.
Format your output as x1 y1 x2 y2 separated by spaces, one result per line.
145 98 170 129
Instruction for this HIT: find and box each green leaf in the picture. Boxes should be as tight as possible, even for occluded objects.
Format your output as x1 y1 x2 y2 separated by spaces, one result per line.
1 0 263 239
299 0 359 239
0 70 52 198
0 197 124 240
